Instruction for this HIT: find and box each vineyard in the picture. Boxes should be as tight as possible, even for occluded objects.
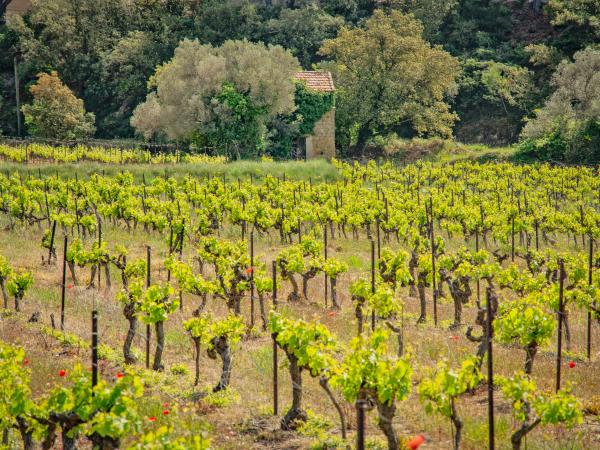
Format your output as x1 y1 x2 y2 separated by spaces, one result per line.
0 154 599 450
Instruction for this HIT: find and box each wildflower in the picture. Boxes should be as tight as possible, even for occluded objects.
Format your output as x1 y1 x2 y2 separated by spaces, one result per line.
148 417 156 422
58 370 66 377
162 410 169 416
406 434 425 449
116 372 124 379
568 361 576 369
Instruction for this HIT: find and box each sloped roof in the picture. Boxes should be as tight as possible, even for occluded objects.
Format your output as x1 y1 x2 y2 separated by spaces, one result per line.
293 71 335 92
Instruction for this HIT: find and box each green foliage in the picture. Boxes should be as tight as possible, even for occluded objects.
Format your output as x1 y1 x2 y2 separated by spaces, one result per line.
127 426 211 449
418 356 483 418
494 296 555 349
498 372 582 426
519 47 600 164
268 311 338 377
320 10 460 147
184 313 245 350
131 39 300 159
140 284 177 324
0 341 36 434
333 328 411 405
295 81 335 137
0 255 12 281
6 270 33 298
21 71 96 139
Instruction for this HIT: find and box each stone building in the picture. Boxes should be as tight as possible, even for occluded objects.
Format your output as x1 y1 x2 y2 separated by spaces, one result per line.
293 71 336 159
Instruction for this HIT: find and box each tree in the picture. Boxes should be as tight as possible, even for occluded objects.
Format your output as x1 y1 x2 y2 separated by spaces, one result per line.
548 0 600 38
21 71 95 139
522 47 600 139
131 39 300 158
519 47 600 163
264 7 343 68
319 10 460 149
384 0 458 39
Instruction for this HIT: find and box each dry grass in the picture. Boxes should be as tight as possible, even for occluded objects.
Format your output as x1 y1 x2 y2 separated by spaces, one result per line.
1 205 599 449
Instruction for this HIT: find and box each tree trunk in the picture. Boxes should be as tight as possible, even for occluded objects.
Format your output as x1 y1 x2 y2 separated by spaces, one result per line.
563 310 571 352
210 336 232 392
16 417 35 450
281 352 307 430
376 400 399 450
68 261 78 285
330 277 340 309
417 284 426 323
0 278 8 309
103 263 111 290
258 293 267 331
287 274 300 302
319 377 347 439
153 321 165 371
61 426 78 450
511 417 541 450
524 342 538 375
123 304 137 364
14 294 21 312
451 398 463 450
194 337 201 386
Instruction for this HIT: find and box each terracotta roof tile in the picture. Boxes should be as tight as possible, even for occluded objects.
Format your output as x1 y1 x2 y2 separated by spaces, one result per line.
293 71 335 92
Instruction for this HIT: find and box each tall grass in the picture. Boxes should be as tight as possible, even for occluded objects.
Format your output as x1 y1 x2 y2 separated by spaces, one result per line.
0 158 341 182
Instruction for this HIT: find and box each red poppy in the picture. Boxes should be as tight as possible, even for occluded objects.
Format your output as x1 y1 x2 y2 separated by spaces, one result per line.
58 370 66 377
450 335 459 341
116 373 124 379
162 402 169 408
22 359 29 365
327 311 336 318
246 267 254 274
568 361 576 369
67 284 73 289
162 410 169 416
148 417 156 422
406 434 425 449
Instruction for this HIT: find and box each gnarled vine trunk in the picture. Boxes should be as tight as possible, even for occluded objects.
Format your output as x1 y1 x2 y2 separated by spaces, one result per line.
375 400 399 450
524 342 538 375
208 336 232 392
122 303 137 364
281 351 307 430
153 321 165 371
0 278 8 309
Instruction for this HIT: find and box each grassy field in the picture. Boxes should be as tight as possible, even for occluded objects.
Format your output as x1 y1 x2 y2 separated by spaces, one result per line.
0 159 598 450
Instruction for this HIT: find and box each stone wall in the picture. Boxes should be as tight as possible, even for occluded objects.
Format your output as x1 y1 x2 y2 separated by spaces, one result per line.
305 108 335 159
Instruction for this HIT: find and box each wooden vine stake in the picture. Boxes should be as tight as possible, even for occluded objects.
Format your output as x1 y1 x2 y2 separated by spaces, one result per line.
91 305 98 390
556 259 565 392
47 220 57 265
324 225 328 308
146 245 151 370
430 196 438 327
486 287 495 450
250 231 255 329
371 239 376 331
272 260 278 416
60 235 68 331
356 387 366 450
587 233 594 360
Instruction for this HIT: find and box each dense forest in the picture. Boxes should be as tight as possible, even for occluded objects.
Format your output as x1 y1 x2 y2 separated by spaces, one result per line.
0 0 598 161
